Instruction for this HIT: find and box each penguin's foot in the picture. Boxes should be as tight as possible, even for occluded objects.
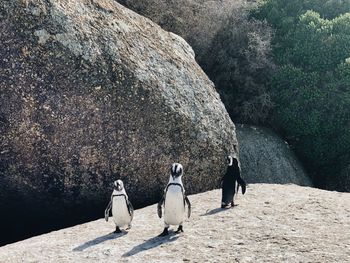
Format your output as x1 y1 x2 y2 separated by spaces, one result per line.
114 226 122 234
126 224 132 230
175 225 183 234
230 201 239 208
221 202 229 209
158 227 169 237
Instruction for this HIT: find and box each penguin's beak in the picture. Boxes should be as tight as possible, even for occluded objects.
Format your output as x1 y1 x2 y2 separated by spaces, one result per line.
172 172 181 180
114 182 122 191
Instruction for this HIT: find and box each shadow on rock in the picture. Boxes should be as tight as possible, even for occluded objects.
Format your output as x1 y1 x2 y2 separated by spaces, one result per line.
200 206 237 216
73 232 127 251
122 233 179 257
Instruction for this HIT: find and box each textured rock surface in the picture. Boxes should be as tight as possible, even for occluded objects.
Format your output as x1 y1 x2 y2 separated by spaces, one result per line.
338 165 350 192
117 0 242 63
236 124 313 186
0 184 349 262
0 0 236 245
115 0 275 125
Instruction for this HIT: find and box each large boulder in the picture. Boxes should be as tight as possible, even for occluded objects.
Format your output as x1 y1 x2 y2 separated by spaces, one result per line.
236 125 313 186
117 0 241 63
0 0 236 245
116 0 275 124
332 165 350 192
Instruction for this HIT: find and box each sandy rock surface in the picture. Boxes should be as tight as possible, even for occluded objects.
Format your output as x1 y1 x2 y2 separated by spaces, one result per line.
0 184 349 262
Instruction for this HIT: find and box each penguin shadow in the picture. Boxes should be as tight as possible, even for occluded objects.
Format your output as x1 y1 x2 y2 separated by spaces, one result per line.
72 231 127 252
122 232 179 257
200 205 239 216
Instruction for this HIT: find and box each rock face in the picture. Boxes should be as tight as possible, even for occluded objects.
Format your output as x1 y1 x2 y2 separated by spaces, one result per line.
337 165 350 192
236 125 313 186
115 0 275 125
117 0 242 63
0 0 236 245
0 184 349 262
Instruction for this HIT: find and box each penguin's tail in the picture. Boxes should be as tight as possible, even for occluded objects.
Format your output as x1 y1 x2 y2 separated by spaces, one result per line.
236 177 246 195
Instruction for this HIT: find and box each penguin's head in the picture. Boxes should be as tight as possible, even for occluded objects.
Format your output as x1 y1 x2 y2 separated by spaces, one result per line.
227 155 238 167
171 163 183 180
113 179 124 191
227 155 233 166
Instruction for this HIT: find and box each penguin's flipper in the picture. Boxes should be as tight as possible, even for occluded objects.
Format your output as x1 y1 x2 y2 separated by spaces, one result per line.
237 176 246 195
185 196 191 218
157 196 164 218
105 200 112 222
127 200 134 220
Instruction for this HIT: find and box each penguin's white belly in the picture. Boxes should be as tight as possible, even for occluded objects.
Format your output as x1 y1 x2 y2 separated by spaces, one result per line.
164 187 185 226
112 196 131 227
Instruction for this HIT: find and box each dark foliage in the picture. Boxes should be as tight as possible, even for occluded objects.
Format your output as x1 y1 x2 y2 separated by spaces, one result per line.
253 0 350 190
202 7 275 124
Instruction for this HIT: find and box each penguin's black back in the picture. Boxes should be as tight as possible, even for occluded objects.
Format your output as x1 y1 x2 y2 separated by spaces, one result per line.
221 164 240 204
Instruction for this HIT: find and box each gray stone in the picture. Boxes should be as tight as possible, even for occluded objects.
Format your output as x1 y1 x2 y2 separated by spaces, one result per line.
338 165 350 192
236 124 313 186
116 0 242 63
0 0 236 245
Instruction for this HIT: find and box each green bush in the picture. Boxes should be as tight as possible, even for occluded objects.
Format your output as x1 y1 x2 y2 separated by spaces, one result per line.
253 0 350 190
202 8 275 124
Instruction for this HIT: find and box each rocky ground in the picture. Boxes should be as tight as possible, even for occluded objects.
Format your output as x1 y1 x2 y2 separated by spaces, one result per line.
0 184 349 262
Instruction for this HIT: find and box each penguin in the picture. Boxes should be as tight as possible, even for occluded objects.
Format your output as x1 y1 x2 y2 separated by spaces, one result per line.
157 163 191 236
221 155 246 208
105 179 134 233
